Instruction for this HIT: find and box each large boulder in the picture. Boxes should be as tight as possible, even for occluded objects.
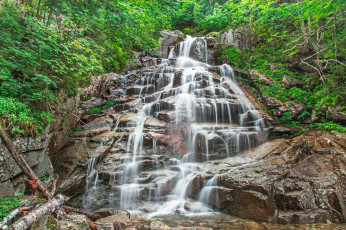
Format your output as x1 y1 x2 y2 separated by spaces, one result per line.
190 38 208 63
52 143 89 196
219 27 257 51
158 30 184 59
96 213 131 230
213 132 346 224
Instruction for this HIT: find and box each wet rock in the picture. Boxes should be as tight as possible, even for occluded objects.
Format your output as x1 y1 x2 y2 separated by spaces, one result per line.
282 75 305 88
326 106 346 124
150 221 171 230
215 133 346 224
96 213 131 230
186 175 204 198
173 71 183 88
207 67 221 75
190 38 207 63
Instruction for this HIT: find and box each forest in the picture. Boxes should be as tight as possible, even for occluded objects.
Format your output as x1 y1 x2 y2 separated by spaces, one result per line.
0 0 346 228
0 0 345 134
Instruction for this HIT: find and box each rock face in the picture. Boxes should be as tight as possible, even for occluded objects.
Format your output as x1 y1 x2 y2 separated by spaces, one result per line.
158 30 184 59
0 137 54 197
219 27 257 51
51 34 345 226
213 133 346 224
0 95 79 198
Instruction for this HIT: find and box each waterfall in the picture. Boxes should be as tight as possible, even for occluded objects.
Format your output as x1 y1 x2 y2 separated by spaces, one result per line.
82 35 267 217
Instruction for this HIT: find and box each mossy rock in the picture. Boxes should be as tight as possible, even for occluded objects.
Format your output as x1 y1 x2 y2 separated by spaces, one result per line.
31 216 58 230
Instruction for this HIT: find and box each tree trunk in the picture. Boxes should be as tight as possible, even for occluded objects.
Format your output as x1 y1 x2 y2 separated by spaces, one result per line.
63 206 102 221
8 195 65 230
0 124 52 199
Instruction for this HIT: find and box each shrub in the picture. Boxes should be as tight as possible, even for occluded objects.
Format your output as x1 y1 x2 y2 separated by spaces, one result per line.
89 107 101 114
103 101 115 110
0 197 20 222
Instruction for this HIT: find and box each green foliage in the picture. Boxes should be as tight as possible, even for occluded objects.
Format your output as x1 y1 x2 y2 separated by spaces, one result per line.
103 101 115 110
220 47 250 69
38 173 51 182
281 129 307 138
68 129 74 135
183 28 195 35
0 0 172 135
309 122 346 133
89 107 101 115
75 127 84 132
81 95 93 102
17 192 24 197
0 197 19 222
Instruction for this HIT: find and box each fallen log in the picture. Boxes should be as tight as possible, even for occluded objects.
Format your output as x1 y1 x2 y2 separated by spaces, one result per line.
0 124 51 199
0 209 19 229
8 194 65 230
62 206 102 221
0 208 32 229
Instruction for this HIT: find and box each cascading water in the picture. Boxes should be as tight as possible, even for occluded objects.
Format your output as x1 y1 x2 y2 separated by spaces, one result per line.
82 35 267 218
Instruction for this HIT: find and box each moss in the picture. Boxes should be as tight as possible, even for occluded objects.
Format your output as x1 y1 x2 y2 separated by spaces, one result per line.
206 31 219 37
46 217 58 230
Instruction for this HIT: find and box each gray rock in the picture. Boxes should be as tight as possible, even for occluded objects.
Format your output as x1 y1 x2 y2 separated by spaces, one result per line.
62 214 90 230
282 75 305 88
326 106 346 123
190 38 208 63
52 143 88 195
57 220 83 230
0 180 16 198
31 216 59 230
96 213 131 230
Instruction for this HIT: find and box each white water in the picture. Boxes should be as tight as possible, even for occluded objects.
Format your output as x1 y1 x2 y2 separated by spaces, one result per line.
83 35 267 217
